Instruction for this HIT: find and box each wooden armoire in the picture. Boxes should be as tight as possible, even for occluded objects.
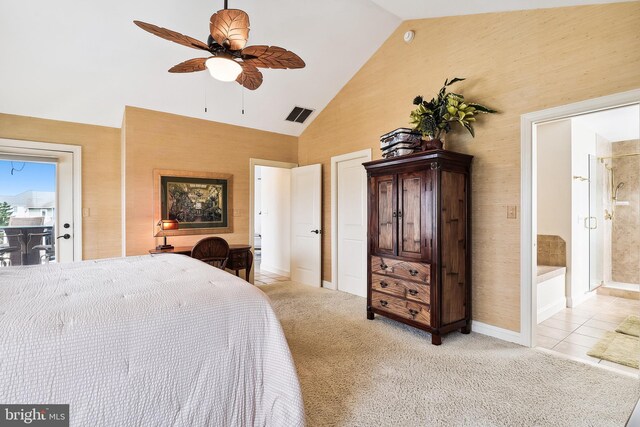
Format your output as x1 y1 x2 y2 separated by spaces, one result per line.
363 150 473 345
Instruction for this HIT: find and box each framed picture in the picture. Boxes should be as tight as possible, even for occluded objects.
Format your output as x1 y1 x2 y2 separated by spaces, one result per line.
153 169 233 235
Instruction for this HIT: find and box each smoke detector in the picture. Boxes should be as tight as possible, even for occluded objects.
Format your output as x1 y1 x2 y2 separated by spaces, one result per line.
403 30 415 43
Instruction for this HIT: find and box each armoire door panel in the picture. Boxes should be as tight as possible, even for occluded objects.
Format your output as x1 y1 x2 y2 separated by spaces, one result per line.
372 175 397 255
398 171 431 261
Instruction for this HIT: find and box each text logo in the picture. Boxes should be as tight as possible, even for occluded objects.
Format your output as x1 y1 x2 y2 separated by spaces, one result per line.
0 405 68 427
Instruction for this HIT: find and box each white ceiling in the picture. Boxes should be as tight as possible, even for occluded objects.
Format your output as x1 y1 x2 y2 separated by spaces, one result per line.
0 0 633 136
573 105 640 142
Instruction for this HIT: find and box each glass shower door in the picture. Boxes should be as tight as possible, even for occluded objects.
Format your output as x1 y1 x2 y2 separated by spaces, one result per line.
588 154 604 291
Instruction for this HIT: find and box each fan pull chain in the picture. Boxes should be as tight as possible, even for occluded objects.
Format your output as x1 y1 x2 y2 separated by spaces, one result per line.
204 77 208 113
241 74 245 115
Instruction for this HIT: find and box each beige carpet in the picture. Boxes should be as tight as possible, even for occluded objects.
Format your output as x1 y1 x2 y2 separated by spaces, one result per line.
616 315 640 337
260 282 639 427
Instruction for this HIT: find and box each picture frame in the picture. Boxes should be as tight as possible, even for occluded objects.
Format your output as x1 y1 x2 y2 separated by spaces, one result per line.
153 169 233 236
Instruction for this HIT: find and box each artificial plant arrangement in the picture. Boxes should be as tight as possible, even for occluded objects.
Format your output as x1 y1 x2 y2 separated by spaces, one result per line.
409 78 496 145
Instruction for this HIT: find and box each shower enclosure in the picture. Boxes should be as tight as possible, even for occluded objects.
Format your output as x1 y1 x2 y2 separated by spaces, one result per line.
588 146 640 293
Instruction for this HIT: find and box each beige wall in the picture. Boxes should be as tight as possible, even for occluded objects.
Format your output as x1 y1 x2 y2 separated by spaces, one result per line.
298 3 640 331
0 113 122 260
611 140 640 284
123 106 297 255
537 120 572 264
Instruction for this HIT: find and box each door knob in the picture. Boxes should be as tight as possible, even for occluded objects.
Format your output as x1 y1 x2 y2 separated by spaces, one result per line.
57 234 71 240
310 229 321 234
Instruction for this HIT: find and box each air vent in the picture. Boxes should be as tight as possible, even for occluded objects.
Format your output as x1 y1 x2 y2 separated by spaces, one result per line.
285 106 314 124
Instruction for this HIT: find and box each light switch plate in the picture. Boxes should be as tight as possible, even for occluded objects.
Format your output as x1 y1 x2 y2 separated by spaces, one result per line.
507 205 517 219
82 208 90 217
233 209 242 217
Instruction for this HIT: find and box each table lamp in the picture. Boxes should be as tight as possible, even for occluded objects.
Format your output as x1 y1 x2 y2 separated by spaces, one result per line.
156 219 179 250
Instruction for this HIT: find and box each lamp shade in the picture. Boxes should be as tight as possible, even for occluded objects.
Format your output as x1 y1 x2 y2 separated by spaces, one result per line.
158 219 179 231
205 57 242 82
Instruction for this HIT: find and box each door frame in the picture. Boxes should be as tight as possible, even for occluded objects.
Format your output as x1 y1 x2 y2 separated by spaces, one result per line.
0 138 83 261
520 88 640 348
329 149 372 290
249 158 298 280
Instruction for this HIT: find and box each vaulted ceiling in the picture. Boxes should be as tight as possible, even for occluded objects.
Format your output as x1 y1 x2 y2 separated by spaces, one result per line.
0 0 632 136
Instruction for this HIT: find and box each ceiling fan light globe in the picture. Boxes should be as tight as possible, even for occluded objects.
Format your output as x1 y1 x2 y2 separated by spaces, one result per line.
205 57 242 82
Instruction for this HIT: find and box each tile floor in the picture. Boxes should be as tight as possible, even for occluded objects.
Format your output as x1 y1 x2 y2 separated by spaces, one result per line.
254 266 290 286
536 293 639 375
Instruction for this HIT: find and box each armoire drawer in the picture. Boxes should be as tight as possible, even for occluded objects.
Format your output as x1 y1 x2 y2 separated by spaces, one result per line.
371 291 431 326
371 274 430 305
370 256 430 284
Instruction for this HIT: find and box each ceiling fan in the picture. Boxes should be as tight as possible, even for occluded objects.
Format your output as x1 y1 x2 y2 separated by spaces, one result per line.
134 0 305 90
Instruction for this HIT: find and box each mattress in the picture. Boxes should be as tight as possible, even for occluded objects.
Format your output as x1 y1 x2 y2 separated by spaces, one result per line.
0 255 304 426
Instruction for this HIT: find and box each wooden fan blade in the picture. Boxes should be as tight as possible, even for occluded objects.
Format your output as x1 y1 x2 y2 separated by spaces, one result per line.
168 57 210 73
241 45 305 69
210 10 250 51
134 20 210 51
236 62 263 90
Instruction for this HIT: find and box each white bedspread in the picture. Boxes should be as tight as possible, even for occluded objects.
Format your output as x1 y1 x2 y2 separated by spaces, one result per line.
0 255 304 426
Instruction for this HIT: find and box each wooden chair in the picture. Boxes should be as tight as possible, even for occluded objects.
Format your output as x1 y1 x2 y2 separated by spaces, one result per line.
9 217 44 226
191 237 230 270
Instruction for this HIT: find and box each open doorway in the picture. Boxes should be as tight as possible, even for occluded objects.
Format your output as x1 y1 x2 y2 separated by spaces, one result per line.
523 91 639 375
253 164 292 284
249 159 323 288
0 139 82 265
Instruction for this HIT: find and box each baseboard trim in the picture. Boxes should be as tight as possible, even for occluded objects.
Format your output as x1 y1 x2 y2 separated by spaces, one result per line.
472 321 524 346
567 289 596 308
259 264 290 277
537 298 566 323
322 280 335 290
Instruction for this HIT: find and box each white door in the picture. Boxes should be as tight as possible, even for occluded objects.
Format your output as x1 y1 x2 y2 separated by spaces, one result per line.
290 164 321 286
0 141 80 263
55 151 76 262
336 156 368 297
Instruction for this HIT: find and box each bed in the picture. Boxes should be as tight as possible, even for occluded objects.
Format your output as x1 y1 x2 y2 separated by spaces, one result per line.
0 254 304 426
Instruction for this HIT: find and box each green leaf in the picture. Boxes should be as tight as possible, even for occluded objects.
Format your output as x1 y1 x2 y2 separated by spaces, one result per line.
447 77 465 86
464 122 475 137
468 103 497 113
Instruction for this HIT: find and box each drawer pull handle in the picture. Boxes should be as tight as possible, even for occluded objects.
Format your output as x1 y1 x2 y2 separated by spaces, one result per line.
407 289 418 296
380 300 388 307
409 309 419 317
380 281 389 288
409 269 419 276
380 263 388 270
